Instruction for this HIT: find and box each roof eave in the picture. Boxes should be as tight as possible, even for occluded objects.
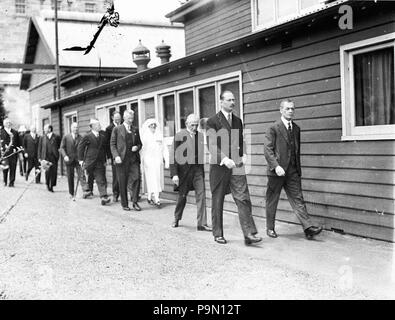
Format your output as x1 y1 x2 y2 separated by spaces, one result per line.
165 0 213 23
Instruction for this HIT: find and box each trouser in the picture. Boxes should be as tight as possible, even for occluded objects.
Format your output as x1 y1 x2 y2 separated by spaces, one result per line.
2 155 17 186
66 162 88 196
111 163 119 196
174 167 207 227
265 164 313 231
211 171 258 238
19 156 27 176
45 158 58 189
86 162 107 198
116 160 140 208
26 157 40 183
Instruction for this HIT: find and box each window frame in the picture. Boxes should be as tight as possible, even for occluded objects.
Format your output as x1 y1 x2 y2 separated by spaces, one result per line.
15 0 26 14
251 0 325 32
340 33 395 141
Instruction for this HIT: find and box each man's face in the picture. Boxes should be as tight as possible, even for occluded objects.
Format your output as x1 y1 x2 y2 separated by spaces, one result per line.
30 126 36 134
92 122 101 132
71 123 79 135
280 102 295 121
186 119 199 133
221 92 235 113
44 125 50 134
113 114 122 125
124 113 134 125
3 119 11 129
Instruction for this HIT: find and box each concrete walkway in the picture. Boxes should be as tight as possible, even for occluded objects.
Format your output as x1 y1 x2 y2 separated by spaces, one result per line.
0 175 394 299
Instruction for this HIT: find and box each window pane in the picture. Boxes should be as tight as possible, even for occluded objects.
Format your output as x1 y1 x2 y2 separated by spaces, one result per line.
278 0 298 19
108 107 116 126
354 47 394 126
301 0 321 10
119 105 127 122
198 86 215 119
220 81 241 117
130 102 139 128
257 0 275 26
142 98 155 124
179 91 194 129
163 95 175 137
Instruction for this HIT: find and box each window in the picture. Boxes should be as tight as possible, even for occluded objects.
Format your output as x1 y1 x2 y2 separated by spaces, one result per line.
198 85 216 119
130 102 139 128
178 90 194 129
252 0 324 31
85 2 96 13
162 94 175 137
141 97 156 124
340 34 395 140
64 111 78 134
15 0 26 14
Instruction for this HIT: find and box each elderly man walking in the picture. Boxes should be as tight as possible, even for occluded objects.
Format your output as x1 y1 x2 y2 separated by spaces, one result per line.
110 110 142 211
23 125 41 183
170 114 212 231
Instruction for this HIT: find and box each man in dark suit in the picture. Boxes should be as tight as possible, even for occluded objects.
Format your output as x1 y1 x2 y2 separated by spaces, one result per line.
77 119 111 205
38 124 61 192
23 125 40 183
18 125 27 177
0 118 20 187
206 91 262 245
263 99 323 240
60 122 87 198
105 111 122 202
110 110 142 211
170 114 212 231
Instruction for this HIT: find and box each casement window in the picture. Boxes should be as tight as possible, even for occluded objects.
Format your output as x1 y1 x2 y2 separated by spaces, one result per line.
85 2 96 13
64 111 78 134
252 0 325 31
340 33 395 140
15 0 26 14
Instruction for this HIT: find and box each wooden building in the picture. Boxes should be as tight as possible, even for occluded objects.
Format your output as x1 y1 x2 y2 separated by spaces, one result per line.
37 0 394 241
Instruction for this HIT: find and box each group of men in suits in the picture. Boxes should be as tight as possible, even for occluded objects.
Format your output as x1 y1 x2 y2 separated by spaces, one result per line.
169 91 322 245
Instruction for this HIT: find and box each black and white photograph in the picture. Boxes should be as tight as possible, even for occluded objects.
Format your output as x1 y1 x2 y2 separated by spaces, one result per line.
0 0 394 304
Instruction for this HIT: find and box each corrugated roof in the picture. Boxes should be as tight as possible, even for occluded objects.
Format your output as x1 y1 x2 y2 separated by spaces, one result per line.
32 11 185 69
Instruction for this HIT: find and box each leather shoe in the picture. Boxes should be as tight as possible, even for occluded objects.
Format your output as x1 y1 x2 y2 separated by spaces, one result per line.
197 225 212 232
132 202 141 211
245 234 263 245
113 194 119 202
304 226 323 240
122 206 131 211
101 197 110 205
214 236 227 244
266 229 278 238
172 220 179 228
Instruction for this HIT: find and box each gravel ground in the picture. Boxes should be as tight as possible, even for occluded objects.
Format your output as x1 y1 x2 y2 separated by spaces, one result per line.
0 176 394 300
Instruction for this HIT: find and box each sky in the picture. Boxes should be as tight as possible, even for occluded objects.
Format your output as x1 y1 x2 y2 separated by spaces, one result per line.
114 0 183 23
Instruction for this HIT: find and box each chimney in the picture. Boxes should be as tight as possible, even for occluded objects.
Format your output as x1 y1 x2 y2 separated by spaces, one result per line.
132 40 151 72
155 40 171 64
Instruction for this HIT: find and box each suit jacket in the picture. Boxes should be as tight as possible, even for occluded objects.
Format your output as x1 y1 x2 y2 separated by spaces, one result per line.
110 124 142 163
105 123 115 161
23 133 40 159
38 133 61 161
263 119 301 176
170 129 205 191
59 133 82 165
206 111 246 193
77 131 107 171
0 128 20 157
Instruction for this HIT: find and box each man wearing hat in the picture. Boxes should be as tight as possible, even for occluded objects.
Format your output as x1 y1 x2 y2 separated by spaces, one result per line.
78 119 111 205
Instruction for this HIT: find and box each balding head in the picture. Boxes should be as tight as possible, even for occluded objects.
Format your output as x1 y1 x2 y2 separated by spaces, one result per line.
89 119 101 132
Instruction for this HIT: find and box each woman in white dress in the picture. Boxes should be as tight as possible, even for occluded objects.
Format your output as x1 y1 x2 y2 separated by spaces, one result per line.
140 118 169 207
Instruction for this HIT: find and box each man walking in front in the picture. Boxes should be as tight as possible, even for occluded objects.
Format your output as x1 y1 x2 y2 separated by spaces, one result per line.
77 119 111 205
110 110 142 211
60 122 87 198
38 124 61 192
206 91 262 246
170 114 211 232
23 125 41 183
105 111 122 202
0 118 20 187
263 99 323 239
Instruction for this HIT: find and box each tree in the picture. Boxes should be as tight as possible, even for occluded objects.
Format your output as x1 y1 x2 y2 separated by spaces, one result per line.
0 86 9 127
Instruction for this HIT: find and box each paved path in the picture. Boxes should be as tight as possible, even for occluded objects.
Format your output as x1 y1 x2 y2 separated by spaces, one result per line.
0 176 394 299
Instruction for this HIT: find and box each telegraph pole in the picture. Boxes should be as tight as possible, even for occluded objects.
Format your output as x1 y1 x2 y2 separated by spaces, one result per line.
54 1 61 100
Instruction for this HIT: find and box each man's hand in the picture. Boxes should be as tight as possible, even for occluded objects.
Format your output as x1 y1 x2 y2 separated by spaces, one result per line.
115 156 122 164
172 175 179 186
223 158 236 169
275 166 285 176
131 146 138 152
24 153 28 158
64 156 70 162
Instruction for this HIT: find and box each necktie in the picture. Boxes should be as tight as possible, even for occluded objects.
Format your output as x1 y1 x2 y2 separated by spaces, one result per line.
288 121 292 133
227 113 232 127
